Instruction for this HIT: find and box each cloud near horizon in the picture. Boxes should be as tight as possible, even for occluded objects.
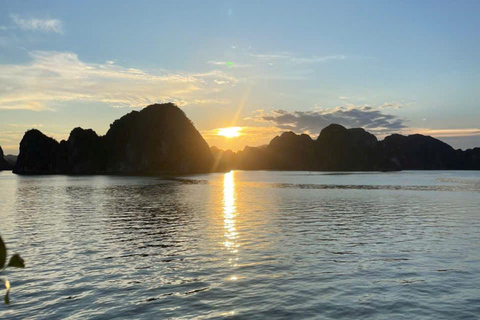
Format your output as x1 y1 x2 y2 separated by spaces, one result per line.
0 51 236 111
407 128 480 138
249 105 407 136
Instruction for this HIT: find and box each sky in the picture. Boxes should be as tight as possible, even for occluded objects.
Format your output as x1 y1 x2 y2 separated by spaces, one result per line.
0 0 479 155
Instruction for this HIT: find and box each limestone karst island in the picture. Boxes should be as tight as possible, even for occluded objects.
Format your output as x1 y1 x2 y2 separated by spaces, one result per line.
2 103 479 175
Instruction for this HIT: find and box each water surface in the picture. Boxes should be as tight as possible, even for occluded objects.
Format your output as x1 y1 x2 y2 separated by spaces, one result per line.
0 170 479 319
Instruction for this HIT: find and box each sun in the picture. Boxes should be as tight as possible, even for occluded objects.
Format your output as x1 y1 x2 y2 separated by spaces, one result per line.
217 127 242 138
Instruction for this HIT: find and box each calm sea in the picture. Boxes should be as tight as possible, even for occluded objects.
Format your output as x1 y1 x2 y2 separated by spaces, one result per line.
0 170 479 319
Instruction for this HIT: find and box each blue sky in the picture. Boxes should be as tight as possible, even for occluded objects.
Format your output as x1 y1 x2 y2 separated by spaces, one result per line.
0 0 479 154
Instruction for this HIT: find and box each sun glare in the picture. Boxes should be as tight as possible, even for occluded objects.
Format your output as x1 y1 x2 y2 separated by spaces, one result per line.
217 127 242 138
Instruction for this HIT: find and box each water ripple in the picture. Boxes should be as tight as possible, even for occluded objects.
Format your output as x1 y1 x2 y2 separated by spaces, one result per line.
0 171 479 319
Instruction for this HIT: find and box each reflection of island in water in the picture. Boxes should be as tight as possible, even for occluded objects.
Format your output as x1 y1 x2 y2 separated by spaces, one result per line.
223 171 239 281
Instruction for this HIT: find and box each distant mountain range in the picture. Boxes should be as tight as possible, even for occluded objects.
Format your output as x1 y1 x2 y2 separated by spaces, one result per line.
212 124 480 171
1 103 479 174
4 154 18 167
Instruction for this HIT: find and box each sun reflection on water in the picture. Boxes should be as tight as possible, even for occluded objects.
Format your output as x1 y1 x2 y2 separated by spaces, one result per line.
223 171 239 278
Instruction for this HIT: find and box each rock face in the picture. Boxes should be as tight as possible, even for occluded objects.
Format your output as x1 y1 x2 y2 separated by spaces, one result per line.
12 110 480 175
380 134 457 170
457 148 480 170
64 128 106 174
104 103 213 174
14 103 213 175
268 132 316 170
214 124 480 172
14 130 61 174
0 145 14 170
315 125 381 171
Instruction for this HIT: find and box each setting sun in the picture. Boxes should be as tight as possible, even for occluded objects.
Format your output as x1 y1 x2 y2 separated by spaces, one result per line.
217 127 242 138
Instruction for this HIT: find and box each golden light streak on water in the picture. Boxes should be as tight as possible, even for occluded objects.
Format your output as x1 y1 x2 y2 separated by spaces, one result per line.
223 171 239 281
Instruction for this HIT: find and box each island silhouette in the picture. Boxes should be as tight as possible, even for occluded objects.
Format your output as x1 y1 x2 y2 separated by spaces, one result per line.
2 103 479 174
0 145 13 171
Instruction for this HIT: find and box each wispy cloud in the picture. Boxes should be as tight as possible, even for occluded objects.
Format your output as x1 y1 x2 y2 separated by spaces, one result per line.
407 128 480 138
207 61 251 68
9 124 43 128
249 51 346 64
248 52 292 60
401 127 480 150
11 14 64 34
291 55 346 64
249 104 407 136
378 102 405 109
0 101 50 111
0 51 236 110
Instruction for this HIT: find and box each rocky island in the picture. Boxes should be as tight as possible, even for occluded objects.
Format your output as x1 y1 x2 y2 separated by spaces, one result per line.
13 103 213 175
212 124 480 171
0 145 14 171
10 103 480 175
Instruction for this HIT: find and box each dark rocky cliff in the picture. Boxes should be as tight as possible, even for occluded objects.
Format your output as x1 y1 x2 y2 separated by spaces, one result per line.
104 103 213 174
268 132 316 170
456 148 480 170
213 124 480 172
11 108 480 174
0 145 13 170
380 134 457 170
315 124 382 171
14 130 61 174
14 103 213 175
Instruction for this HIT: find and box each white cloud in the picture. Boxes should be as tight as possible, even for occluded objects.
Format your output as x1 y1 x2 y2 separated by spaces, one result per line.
0 101 50 111
249 52 292 60
291 55 346 64
11 14 64 34
0 51 236 110
9 124 43 128
378 102 405 109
